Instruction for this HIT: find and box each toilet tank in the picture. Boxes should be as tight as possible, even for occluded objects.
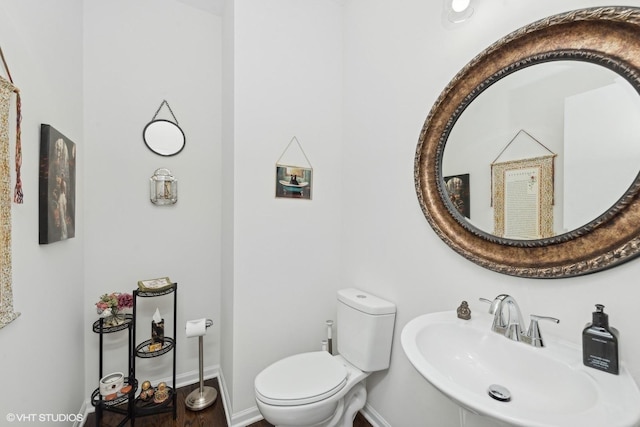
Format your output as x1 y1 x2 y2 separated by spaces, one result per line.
336 288 396 372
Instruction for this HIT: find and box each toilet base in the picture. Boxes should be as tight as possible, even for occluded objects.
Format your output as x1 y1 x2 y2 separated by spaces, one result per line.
256 355 371 427
262 380 367 427
322 381 367 427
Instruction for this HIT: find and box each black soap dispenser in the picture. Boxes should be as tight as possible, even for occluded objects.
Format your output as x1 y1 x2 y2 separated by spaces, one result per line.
582 304 619 375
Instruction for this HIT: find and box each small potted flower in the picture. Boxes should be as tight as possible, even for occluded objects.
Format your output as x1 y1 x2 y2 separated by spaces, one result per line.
96 292 134 326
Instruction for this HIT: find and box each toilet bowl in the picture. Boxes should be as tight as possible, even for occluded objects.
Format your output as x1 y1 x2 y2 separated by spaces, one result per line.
254 288 396 427
255 352 368 427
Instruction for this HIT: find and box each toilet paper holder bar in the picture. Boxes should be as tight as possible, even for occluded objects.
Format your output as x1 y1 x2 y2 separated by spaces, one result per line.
185 318 216 411
185 318 214 338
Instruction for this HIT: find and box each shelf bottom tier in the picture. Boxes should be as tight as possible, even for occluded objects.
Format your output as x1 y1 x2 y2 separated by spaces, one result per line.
91 378 138 408
133 386 176 417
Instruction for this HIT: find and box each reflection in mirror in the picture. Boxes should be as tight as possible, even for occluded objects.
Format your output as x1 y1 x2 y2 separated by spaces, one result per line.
442 61 640 239
416 6 640 277
143 119 186 156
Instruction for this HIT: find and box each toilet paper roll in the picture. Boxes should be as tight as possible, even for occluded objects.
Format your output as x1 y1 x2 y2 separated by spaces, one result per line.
186 318 207 338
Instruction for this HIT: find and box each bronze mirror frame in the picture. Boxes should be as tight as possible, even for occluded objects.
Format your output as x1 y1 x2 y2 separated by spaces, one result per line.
415 6 640 278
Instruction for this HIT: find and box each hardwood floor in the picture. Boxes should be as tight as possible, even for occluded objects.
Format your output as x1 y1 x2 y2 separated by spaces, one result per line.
84 378 372 427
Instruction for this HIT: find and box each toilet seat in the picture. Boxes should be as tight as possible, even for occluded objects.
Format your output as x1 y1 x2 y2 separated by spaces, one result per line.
255 351 348 406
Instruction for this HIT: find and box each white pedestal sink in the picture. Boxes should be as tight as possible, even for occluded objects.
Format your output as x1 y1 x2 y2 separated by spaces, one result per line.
401 310 640 427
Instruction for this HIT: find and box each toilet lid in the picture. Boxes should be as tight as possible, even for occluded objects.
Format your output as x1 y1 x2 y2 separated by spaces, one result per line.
255 351 348 406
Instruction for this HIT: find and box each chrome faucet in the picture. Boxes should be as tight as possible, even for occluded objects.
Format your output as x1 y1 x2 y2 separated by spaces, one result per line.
480 294 559 347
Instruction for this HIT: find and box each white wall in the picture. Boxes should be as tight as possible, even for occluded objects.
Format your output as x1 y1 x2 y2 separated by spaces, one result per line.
224 0 344 420
220 0 236 418
342 1 640 426
0 0 85 424
4 2 640 427
565 81 640 228
83 0 222 398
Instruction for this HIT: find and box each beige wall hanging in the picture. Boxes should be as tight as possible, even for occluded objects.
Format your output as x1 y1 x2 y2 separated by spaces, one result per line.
491 130 556 239
0 46 21 328
492 156 555 239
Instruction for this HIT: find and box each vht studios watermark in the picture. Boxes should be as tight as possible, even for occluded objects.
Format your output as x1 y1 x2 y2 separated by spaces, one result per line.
6 413 84 423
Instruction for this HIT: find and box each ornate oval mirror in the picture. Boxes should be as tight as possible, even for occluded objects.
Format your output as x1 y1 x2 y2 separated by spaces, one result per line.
143 119 186 156
415 7 640 278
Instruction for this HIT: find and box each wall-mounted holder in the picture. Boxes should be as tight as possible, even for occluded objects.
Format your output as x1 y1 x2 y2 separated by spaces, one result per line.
150 168 177 205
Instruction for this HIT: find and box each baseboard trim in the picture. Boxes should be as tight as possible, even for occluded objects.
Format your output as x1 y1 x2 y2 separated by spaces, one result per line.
74 399 88 427
216 369 233 427
361 402 392 427
231 406 264 427
217 369 265 427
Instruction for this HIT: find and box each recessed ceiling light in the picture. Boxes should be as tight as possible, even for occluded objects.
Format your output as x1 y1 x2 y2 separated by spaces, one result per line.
447 0 474 23
451 0 470 13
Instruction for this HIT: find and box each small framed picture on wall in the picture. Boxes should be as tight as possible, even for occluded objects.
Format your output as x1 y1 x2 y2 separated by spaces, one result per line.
275 165 312 200
39 124 76 244
444 173 470 219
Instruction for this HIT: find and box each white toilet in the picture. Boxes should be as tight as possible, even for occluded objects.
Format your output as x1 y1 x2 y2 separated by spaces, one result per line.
254 288 396 427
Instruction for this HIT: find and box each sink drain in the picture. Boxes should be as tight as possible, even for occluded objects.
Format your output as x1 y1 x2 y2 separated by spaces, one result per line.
488 384 511 402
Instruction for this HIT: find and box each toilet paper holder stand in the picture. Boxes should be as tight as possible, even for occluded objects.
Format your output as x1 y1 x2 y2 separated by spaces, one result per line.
185 318 216 411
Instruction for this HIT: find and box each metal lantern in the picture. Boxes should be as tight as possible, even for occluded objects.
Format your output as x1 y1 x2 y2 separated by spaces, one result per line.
150 168 177 205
